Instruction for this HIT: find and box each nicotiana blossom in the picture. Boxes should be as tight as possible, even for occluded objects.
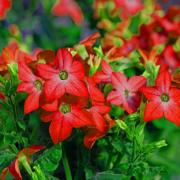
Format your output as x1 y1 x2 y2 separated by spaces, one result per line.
52 0 84 25
93 60 113 84
141 70 180 125
37 48 88 101
108 72 146 114
17 62 44 114
41 98 93 144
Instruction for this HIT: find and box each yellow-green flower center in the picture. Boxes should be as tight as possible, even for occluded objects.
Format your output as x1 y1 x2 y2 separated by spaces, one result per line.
124 89 129 99
59 71 68 80
59 104 71 114
34 80 42 91
160 93 169 102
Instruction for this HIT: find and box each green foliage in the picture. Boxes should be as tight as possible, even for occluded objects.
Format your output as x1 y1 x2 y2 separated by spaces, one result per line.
92 172 128 180
110 105 124 119
0 149 16 172
84 115 167 180
143 61 160 86
34 144 62 173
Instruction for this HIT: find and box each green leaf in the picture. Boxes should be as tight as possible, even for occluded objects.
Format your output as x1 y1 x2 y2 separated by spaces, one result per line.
143 61 160 86
116 120 128 130
111 137 123 152
34 144 62 173
32 165 47 180
92 172 129 180
0 149 16 172
103 83 112 97
135 123 145 146
152 117 177 130
110 105 124 119
143 140 167 154
75 44 89 60
128 12 142 34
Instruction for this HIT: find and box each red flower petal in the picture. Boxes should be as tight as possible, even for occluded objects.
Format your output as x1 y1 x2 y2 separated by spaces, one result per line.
102 60 113 75
92 104 110 115
37 64 58 79
66 77 88 97
0 0 11 20
128 76 146 92
55 48 73 71
156 70 171 93
17 82 34 93
24 92 40 114
44 79 65 100
18 62 36 82
87 78 105 103
40 111 54 123
18 145 45 158
90 110 106 132
8 159 22 180
49 113 72 143
52 0 84 25
80 32 100 47
169 88 180 106
84 127 104 149
123 94 140 114
140 87 161 101
107 90 123 105
164 103 180 126
70 61 85 80
112 72 127 91
93 60 113 83
144 101 164 122
93 72 109 83
41 99 58 112
68 107 93 128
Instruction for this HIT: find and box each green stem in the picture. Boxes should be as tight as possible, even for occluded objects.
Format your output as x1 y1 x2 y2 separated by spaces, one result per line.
8 95 23 149
8 96 18 131
62 145 72 180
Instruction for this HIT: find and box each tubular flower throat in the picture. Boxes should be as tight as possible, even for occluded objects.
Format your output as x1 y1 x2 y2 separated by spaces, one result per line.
59 103 71 114
59 70 68 80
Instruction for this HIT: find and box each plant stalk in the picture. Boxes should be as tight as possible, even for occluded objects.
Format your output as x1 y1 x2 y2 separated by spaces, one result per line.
62 144 72 180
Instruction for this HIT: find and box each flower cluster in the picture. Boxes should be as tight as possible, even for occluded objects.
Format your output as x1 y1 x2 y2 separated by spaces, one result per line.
15 48 112 149
14 45 179 150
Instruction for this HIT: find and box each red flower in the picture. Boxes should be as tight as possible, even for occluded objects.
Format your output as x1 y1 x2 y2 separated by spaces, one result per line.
107 72 146 114
0 145 45 180
17 62 44 114
158 45 180 70
115 0 143 19
153 13 180 36
52 0 84 25
141 70 180 125
37 48 88 101
80 32 100 47
41 99 93 144
0 0 11 20
83 114 115 149
86 78 110 132
93 60 113 84
1 42 19 65
0 42 35 72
